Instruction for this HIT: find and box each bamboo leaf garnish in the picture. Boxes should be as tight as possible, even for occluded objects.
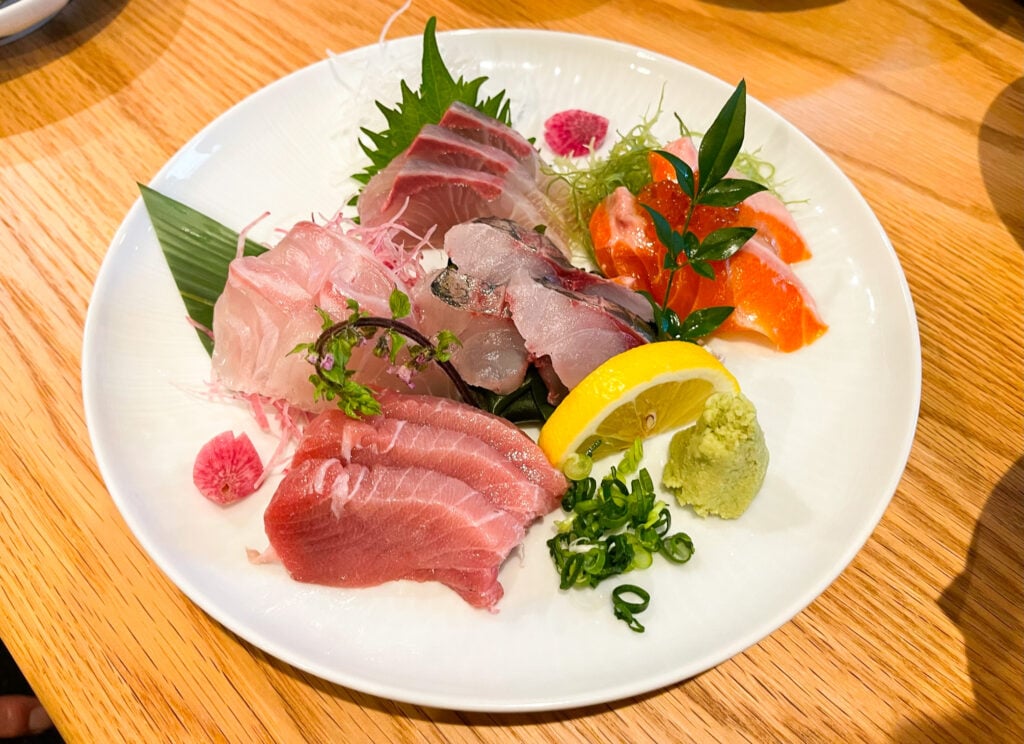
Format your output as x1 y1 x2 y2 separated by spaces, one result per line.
140 184 267 355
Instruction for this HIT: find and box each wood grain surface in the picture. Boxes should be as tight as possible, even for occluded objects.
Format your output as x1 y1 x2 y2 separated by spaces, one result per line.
1 0 1021 741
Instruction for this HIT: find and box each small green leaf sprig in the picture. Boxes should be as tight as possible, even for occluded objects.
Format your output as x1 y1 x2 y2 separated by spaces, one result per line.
547 440 695 633
291 288 468 418
642 80 769 342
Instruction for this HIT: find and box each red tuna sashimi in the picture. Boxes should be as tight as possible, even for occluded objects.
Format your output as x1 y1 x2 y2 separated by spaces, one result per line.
292 411 554 522
264 459 525 609
374 390 568 500
211 221 455 408
648 137 812 262
505 268 650 390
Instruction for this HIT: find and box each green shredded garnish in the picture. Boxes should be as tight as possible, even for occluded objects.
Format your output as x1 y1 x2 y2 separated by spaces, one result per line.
547 439 694 632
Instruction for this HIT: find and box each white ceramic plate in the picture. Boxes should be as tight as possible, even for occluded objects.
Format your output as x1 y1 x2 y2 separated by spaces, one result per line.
83 29 920 712
0 0 68 42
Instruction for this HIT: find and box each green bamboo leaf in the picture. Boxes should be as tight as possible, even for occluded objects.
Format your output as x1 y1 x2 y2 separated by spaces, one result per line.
695 226 757 261
139 184 266 355
697 80 748 197
699 177 767 207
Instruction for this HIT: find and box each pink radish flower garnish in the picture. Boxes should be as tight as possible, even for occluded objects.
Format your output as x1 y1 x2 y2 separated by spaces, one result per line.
543 109 609 157
192 431 264 504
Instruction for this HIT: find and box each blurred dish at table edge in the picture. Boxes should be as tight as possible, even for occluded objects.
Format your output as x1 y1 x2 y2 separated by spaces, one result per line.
0 0 70 43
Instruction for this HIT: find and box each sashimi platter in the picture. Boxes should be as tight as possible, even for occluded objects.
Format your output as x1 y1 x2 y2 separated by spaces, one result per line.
83 19 921 710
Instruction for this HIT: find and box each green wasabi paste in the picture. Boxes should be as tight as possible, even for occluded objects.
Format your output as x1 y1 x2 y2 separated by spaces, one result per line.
662 392 768 519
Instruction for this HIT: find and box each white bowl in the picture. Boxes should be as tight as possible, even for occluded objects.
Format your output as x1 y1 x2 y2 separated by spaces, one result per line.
0 0 70 42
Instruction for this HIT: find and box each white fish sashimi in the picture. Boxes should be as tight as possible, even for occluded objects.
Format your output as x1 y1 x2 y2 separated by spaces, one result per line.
211 221 454 410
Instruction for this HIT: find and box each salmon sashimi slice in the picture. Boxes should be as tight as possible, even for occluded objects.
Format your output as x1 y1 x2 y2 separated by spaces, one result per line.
647 137 812 262
689 239 827 352
589 186 699 317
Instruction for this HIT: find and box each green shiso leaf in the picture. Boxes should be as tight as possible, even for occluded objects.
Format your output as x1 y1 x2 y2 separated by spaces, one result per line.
139 184 267 355
352 16 513 187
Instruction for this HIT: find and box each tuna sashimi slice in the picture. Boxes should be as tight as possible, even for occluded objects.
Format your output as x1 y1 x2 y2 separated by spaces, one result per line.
374 390 568 501
264 459 525 609
291 411 554 522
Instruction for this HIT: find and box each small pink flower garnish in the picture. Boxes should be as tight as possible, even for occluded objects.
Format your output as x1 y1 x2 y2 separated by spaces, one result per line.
543 109 609 157
192 431 264 504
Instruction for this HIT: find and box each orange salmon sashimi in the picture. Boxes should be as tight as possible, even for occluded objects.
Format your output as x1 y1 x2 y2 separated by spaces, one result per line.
689 239 827 352
589 186 698 314
647 138 812 263
588 185 827 352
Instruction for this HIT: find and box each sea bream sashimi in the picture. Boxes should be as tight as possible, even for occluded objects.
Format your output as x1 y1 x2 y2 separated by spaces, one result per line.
290 410 557 523
263 458 525 609
211 219 455 409
356 102 570 254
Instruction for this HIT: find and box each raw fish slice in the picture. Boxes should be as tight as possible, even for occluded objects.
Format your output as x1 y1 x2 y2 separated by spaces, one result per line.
407 125 521 176
211 221 454 409
690 238 827 352
374 390 568 501
292 411 553 522
505 269 649 390
412 277 529 394
649 137 812 262
590 186 699 315
439 101 539 168
357 156 554 250
264 459 525 609
441 218 653 328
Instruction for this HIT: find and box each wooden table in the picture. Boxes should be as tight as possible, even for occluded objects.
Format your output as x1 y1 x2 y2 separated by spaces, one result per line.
2 0 1021 740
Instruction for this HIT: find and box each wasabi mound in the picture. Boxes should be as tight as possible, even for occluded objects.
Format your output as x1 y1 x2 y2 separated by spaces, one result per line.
662 392 768 519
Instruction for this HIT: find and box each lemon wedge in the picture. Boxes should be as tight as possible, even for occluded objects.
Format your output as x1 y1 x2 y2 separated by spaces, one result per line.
538 341 740 466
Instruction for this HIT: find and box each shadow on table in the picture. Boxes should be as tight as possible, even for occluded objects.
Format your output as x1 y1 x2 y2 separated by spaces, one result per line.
890 457 1024 741
695 0 846 9
0 0 185 137
959 0 1024 40
979 77 1024 251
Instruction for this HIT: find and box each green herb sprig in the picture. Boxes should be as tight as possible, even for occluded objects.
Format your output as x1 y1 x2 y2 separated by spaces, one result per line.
642 80 768 342
291 288 468 418
353 17 514 189
547 439 695 632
